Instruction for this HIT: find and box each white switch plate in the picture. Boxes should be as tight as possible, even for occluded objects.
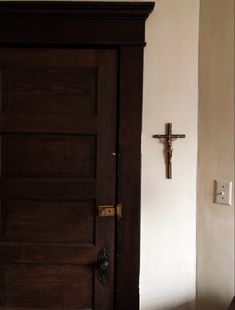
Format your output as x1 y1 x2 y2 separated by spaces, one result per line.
215 180 233 205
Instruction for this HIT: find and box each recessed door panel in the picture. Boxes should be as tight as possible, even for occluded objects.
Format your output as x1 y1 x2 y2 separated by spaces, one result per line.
1 264 93 309
2 69 97 114
1 199 95 244
2 134 96 178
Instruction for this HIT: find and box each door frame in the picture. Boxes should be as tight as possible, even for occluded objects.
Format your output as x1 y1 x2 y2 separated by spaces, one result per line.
0 2 154 309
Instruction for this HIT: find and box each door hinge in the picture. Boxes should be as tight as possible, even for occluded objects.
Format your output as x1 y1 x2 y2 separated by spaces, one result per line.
98 204 122 219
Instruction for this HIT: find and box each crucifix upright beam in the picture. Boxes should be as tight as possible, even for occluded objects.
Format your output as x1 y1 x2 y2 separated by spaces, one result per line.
153 123 186 179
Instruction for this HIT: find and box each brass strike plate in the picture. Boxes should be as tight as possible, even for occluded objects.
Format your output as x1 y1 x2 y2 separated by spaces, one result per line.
116 204 122 219
98 204 122 219
98 205 115 217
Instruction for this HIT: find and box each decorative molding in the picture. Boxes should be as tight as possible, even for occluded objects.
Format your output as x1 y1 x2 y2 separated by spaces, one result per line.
0 1 155 46
0 1 154 19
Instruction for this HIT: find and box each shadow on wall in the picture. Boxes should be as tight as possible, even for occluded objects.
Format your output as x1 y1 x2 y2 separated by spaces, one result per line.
142 300 195 310
166 302 195 310
196 296 231 310
143 297 231 310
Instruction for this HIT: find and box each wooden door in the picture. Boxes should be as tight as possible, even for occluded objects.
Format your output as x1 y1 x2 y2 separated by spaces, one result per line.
0 48 117 310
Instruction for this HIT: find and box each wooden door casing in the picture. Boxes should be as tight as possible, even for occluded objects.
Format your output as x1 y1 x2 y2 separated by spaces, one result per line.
0 3 154 309
0 48 117 310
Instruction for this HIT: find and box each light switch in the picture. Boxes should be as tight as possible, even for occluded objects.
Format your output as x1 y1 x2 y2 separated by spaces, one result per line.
215 180 233 205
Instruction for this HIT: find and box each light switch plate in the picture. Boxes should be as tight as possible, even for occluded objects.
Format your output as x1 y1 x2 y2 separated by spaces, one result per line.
215 180 233 205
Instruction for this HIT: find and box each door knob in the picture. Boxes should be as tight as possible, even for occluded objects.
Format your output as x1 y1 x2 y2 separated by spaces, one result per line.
98 248 109 285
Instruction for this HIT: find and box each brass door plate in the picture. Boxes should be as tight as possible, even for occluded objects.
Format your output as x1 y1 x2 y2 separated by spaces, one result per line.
98 204 122 219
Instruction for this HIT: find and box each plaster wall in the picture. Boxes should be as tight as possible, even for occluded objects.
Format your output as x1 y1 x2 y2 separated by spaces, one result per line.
140 1 199 309
197 1 234 309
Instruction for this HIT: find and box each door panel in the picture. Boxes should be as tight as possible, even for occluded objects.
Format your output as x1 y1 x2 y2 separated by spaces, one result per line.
1 264 93 308
2 200 95 244
3 134 96 178
3 69 97 114
0 48 117 309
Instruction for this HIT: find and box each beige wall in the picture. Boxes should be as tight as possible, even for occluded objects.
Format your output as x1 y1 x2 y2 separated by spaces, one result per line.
141 1 199 309
197 1 234 309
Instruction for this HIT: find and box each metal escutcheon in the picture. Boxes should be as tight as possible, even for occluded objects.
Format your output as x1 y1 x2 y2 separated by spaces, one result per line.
98 248 109 285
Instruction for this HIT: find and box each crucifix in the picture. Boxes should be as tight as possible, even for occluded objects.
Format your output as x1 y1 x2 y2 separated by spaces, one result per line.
153 123 186 179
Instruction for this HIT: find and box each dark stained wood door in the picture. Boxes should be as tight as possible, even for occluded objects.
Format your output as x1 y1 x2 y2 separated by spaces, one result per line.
0 48 117 310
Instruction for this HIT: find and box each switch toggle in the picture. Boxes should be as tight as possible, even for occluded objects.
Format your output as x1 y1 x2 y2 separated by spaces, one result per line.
215 180 233 206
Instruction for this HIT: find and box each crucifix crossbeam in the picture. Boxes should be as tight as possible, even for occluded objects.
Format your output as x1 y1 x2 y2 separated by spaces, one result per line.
153 123 186 179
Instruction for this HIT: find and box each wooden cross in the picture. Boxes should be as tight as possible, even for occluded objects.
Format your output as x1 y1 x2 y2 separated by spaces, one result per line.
153 123 186 179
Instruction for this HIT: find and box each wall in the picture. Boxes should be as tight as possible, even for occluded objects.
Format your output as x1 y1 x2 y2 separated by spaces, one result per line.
197 1 234 309
140 1 199 309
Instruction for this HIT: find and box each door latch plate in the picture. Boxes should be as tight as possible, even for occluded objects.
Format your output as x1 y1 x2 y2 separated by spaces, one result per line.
98 204 122 219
